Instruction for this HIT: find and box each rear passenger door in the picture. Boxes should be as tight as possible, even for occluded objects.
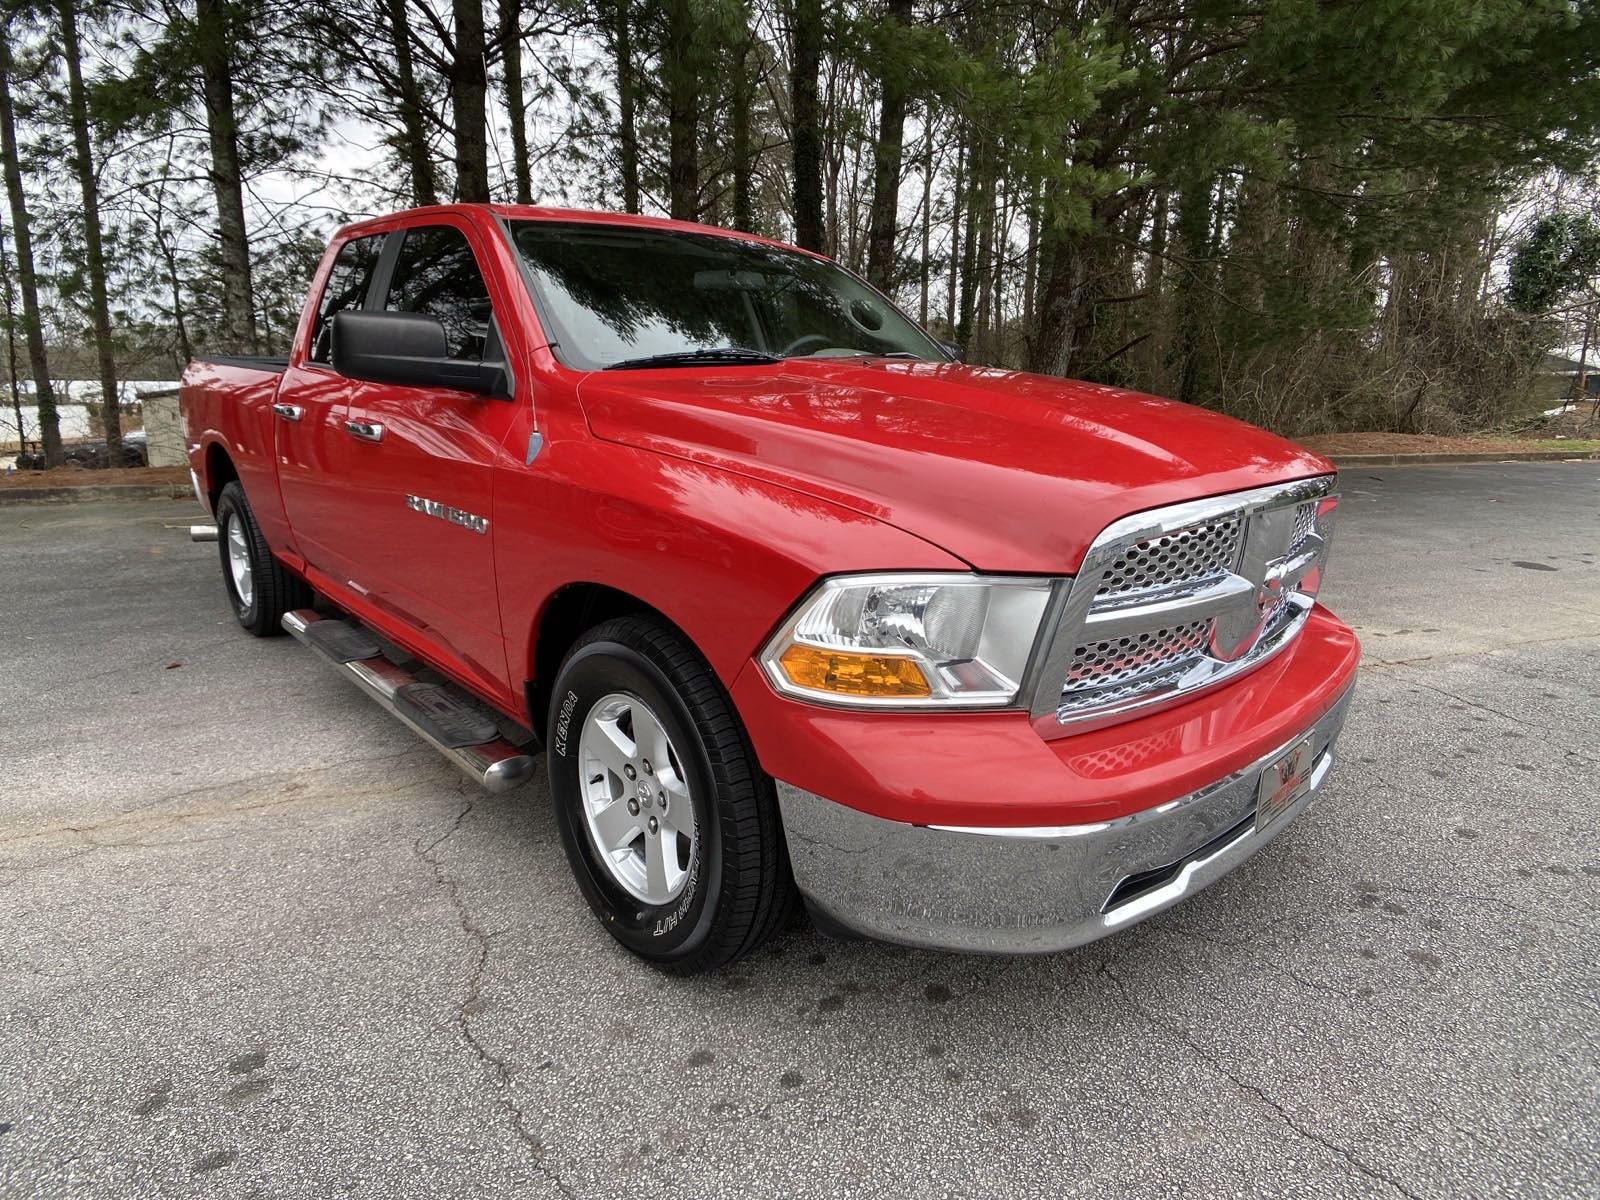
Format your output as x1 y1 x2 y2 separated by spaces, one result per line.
275 232 385 572
332 219 522 706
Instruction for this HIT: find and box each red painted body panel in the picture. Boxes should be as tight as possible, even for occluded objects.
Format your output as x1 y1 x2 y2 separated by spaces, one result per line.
580 359 1334 573
274 362 355 568
179 360 294 551
182 203 1359 831
491 403 968 692
730 607 1360 828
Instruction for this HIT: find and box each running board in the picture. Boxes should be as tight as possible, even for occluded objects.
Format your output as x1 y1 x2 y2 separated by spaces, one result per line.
282 609 536 794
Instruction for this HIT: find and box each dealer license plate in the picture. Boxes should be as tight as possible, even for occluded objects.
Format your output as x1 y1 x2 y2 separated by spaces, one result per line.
1256 738 1315 830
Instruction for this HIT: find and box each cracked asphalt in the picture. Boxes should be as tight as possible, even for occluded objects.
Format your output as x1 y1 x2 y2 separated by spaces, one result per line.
1 462 1597 1199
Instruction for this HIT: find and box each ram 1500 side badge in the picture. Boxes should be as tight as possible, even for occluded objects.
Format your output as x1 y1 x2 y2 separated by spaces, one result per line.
404 493 489 535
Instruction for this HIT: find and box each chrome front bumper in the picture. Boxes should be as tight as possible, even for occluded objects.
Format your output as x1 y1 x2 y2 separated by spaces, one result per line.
777 684 1353 954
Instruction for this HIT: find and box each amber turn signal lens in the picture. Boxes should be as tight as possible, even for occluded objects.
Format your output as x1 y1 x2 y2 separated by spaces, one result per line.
777 644 932 698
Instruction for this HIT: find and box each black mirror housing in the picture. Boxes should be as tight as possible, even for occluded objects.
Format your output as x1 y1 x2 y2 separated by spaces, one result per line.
937 339 965 363
330 310 511 398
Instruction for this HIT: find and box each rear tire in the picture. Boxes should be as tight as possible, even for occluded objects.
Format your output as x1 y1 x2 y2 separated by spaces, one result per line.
547 616 799 974
215 480 312 637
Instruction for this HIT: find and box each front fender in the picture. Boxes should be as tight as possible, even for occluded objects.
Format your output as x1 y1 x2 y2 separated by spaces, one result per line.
497 434 969 691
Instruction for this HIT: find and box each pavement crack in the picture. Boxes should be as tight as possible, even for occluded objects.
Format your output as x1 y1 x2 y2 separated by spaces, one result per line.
1365 666 1600 769
414 800 576 1200
1363 629 1600 668
1100 963 1424 1200
1364 666 1556 735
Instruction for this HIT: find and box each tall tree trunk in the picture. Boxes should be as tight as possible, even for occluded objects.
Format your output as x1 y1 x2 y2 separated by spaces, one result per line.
1573 303 1594 406
611 0 639 213
918 119 932 325
1028 224 1090 377
973 183 995 361
1022 175 1039 345
956 135 982 345
451 0 490 202
663 0 698 220
195 0 257 353
730 26 753 232
0 31 61 466
497 0 531 203
158 231 193 368
1145 186 1168 389
57 0 120 458
387 0 438 206
1 232 27 456
864 0 911 291
790 0 823 250
1172 176 1215 405
945 138 962 330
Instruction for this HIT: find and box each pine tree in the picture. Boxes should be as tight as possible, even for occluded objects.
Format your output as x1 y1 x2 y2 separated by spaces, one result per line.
0 21 60 466
56 0 121 458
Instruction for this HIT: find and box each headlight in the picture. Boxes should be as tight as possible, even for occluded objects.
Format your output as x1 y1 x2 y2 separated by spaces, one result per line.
759 573 1057 708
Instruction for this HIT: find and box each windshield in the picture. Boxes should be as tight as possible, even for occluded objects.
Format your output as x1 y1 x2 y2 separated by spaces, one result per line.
508 220 946 370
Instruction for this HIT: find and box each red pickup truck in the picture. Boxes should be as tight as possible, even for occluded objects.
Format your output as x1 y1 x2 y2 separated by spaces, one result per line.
181 204 1358 973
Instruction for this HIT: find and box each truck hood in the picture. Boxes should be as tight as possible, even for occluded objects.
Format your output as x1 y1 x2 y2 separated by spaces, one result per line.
577 359 1333 573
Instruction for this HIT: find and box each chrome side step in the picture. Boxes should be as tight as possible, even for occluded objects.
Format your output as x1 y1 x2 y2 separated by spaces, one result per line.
282 609 536 794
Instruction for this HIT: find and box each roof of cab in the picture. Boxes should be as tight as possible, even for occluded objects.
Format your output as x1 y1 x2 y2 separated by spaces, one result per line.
333 202 823 260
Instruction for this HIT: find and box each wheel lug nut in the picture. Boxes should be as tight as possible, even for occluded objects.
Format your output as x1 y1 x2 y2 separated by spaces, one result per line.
648 816 659 834
627 799 640 816
624 764 637 780
658 795 668 812
641 758 653 775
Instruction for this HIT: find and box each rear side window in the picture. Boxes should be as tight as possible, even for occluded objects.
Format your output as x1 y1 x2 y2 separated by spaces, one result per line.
309 234 383 362
383 225 494 360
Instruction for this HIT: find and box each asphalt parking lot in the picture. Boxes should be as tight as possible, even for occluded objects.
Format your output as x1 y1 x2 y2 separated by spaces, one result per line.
2 462 1597 1199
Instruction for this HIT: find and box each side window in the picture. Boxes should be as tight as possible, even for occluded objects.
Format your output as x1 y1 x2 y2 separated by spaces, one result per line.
383 225 494 361
309 234 383 363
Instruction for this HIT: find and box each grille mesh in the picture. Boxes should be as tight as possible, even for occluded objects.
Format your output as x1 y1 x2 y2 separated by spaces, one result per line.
1289 502 1316 553
1066 620 1210 690
1059 664 1191 715
1097 518 1242 599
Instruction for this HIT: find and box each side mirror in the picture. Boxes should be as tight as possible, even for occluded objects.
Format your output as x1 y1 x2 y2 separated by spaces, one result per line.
937 339 965 363
330 310 511 398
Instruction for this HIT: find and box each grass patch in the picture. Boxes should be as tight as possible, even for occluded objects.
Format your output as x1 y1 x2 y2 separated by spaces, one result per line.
1517 438 1600 453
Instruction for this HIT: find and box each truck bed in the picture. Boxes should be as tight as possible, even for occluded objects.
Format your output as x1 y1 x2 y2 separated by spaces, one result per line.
201 354 289 374
180 356 292 546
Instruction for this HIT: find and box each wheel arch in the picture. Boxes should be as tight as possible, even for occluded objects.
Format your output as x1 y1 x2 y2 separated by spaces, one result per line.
204 440 239 510
526 582 699 738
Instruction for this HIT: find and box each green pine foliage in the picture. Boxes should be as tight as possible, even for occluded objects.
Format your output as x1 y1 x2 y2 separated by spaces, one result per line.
1 0 1597 436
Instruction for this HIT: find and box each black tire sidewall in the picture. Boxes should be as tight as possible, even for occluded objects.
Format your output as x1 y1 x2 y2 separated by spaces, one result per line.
215 483 265 633
548 637 723 963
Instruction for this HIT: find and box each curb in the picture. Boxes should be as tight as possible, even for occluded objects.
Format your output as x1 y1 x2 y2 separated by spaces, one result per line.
0 483 191 506
1322 449 1600 467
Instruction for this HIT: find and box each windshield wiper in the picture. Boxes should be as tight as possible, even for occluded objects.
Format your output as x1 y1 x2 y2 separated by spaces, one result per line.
604 347 780 370
787 348 927 360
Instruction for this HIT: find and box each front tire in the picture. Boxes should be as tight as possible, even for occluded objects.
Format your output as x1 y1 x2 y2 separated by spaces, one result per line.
214 480 312 637
547 616 798 974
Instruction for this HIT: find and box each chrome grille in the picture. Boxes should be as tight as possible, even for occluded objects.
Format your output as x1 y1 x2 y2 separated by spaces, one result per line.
1067 620 1210 689
1098 518 1242 599
1289 501 1316 552
1033 477 1337 730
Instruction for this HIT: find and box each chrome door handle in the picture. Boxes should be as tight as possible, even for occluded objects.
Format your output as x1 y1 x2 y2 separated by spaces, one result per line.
345 420 385 443
271 403 303 421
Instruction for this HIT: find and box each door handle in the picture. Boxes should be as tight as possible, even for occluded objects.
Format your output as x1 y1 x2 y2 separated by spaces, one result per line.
345 420 385 443
271 403 303 421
